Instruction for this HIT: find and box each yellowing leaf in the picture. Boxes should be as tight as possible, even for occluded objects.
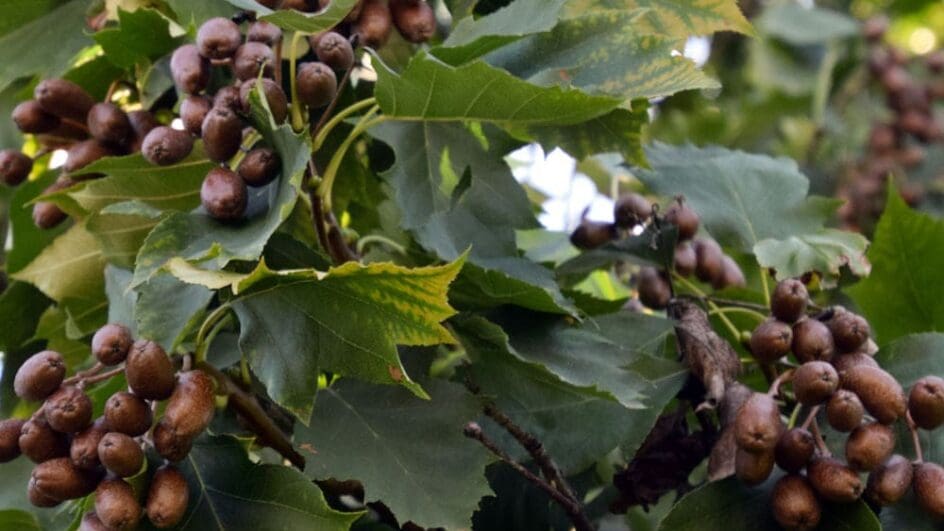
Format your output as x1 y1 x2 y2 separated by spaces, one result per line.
564 0 754 37
12 223 105 303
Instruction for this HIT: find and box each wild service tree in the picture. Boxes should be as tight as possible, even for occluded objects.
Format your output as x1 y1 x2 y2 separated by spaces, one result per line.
0 0 941 530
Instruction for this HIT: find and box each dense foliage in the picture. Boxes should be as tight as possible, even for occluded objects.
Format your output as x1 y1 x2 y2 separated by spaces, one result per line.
0 0 942 530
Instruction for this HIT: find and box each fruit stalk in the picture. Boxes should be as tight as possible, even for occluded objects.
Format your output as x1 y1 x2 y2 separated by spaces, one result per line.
906 410 925 463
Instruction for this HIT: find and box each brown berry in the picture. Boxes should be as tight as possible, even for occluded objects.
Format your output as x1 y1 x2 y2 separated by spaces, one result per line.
313 31 355 71
65 139 115 178
734 447 774 486
201 107 243 163
160 370 216 441
44 386 93 433
196 18 242 60
570 220 616 250
239 78 288 123
126 340 176 400
826 389 865 432
32 179 72 229
201 167 247 222
146 465 190 528
846 422 895 472
91 323 133 365
909 376 944 430
841 365 906 424
237 147 281 187
296 61 337 109
775 428 815 474
19 418 69 463
354 0 393 48
180 95 212 136
827 309 870 353
95 478 142 530
152 422 192 462
771 475 820 531
808 457 862 502
248 21 283 46
0 150 32 186
171 44 210 95
0 419 25 462
87 103 132 147
71 418 109 470
128 110 160 152
34 79 95 122
390 0 435 43
673 242 696 277
104 392 153 437
213 85 243 112
914 462 944 519
142 126 194 166
31 457 100 501
792 319 835 363
735 392 783 453
636 267 670 310
831 352 878 376
12 100 60 134
28 479 60 507
793 361 838 406
79 512 111 531
771 279 808 323
866 454 913 506
693 239 723 283
98 432 144 477
233 42 276 81
749 319 792 363
664 199 699 241
713 255 745 289
14 350 66 401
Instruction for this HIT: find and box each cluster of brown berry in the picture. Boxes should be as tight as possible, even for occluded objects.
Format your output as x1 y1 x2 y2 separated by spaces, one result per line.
837 15 944 231
0 324 215 530
731 278 944 529
569 194 745 309
0 78 163 229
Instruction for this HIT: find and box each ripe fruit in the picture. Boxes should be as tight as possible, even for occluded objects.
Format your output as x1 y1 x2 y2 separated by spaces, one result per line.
713 256 745 290
34 79 95 122
314 31 355 71
914 462 944 518
79 512 110 531
909 376 944 430
831 352 879 375
636 267 670 310
33 180 71 229
296 62 338 109
213 85 243 112
865 454 913 506
19 418 69 463
791 319 835 363
390 0 436 43
749 320 793 363
673 242 696 277
735 393 783 453
104 392 153 437
0 150 32 186
98 432 144 477
239 78 288 123
664 200 699 241
196 18 242 60
87 103 132 147
180 95 212 136
201 167 248 222
248 21 282 46
237 147 281 187
160 370 216 441
845 422 895 471
171 44 210 95
354 0 394 48
95 478 142 530
65 139 114 177
793 361 839 406
807 457 862 502
128 110 159 151
0 419 25 462
771 279 808 323
31 458 99 501
734 448 774 486
841 365 906 424
775 428 815 474
91 323 133 365
570 220 616 250
771 475 820 531
142 126 194 166
70 418 109 470
152 422 192 462
28 479 60 508
233 42 276 81
693 239 723 283
201 107 243 163
826 389 865 432
12 100 59 134
44 386 93 433
146 466 190 528
125 340 176 400
14 351 66 401
827 309 870 353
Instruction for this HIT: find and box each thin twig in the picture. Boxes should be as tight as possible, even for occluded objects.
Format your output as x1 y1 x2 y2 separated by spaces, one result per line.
312 66 353 140
907 411 924 463
766 369 795 398
198 362 306 470
308 187 333 260
77 366 126 388
62 362 105 385
801 406 820 431
810 419 830 456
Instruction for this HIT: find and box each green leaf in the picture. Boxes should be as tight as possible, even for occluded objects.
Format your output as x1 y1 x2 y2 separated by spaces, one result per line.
87 211 159 268
636 143 840 255
165 0 237 27
93 9 179 69
848 187 944 343
754 229 870 288
486 11 720 101
12 223 105 304
562 0 754 38
372 51 619 125
519 103 649 165
134 272 212 351
0 0 91 92
756 3 859 45
104 265 137 333
450 260 578 315
225 0 359 33
435 0 568 64
0 282 51 352
557 223 678 281
298 379 491 529
176 435 362 531
0 0 71 38
6 171 69 274
230 257 465 421
0 510 40 531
